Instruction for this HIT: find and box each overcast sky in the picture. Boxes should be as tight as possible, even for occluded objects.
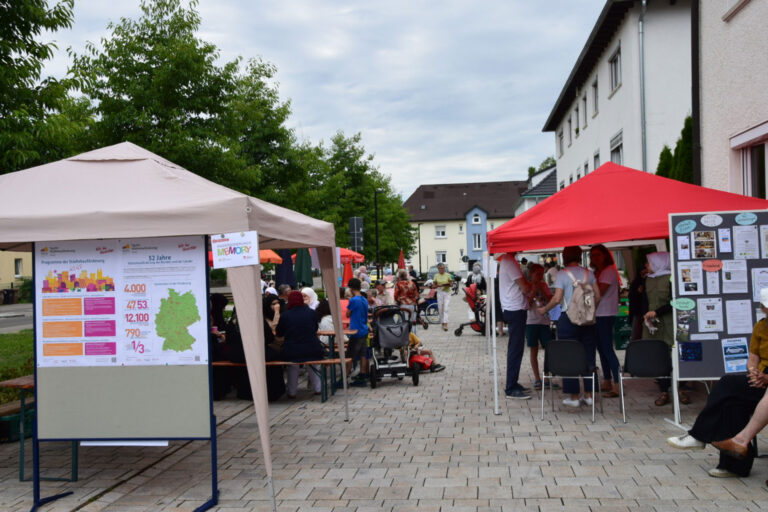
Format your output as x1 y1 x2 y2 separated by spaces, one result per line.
44 0 605 198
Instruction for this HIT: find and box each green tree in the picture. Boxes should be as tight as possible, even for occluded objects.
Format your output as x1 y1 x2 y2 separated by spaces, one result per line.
0 0 90 173
655 116 693 184
71 0 249 190
537 156 556 171
670 116 694 184
312 133 415 264
656 145 673 178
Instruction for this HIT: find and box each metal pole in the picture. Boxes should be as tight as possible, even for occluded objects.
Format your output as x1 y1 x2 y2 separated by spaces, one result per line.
418 223 422 274
374 189 381 278
490 273 500 415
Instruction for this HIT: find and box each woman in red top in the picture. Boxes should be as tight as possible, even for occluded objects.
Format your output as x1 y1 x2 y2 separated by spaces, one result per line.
394 269 419 328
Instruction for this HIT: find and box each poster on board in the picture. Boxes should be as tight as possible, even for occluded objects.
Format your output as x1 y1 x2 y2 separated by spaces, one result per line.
670 210 768 380
34 236 208 368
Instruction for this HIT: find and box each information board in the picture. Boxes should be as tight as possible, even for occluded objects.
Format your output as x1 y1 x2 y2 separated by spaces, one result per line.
34 236 211 439
670 211 766 379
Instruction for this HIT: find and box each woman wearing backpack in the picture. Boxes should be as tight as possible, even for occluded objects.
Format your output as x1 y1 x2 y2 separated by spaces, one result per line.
537 245 601 407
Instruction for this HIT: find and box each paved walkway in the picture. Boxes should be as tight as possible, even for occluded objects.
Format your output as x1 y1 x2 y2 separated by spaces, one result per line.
2 296 768 511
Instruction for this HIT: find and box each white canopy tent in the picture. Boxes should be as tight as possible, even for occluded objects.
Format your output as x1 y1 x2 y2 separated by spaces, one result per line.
0 142 349 507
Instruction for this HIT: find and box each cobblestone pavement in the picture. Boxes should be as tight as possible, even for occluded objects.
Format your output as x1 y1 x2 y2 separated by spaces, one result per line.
2 297 768 511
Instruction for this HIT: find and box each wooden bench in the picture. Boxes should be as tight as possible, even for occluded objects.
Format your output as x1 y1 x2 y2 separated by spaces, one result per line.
0 398 34 418
212 358 351 402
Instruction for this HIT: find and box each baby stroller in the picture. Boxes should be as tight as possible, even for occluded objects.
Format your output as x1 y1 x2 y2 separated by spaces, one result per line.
454 283 486 336
369 305 421 387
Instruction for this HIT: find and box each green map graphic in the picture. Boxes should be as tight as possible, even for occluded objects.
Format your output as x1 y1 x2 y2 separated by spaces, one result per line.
155 289 201 352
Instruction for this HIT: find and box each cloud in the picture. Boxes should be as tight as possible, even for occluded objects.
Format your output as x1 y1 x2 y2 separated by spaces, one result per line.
43 0 605 197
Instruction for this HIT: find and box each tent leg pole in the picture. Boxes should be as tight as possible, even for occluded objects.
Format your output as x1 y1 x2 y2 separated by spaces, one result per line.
269 476 277 512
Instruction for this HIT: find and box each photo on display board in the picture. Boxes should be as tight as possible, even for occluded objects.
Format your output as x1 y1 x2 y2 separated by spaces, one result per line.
691 230 717 259
722 337 749 373
676 309 696 342
679 341 703 362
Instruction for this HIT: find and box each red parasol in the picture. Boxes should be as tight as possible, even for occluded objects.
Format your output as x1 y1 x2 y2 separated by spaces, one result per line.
398 249 405 269
342 262 354 287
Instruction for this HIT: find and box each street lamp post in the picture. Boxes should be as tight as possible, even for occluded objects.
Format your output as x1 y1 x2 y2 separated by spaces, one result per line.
374 189 381 279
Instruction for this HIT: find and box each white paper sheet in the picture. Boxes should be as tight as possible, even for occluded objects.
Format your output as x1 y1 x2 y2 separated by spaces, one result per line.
722 259 749 294
718 228 733 253
706 270 720 295
725 299 753 334
676 236 691 260
761 225 768 258
751 268 768 302
733 224 759 259
697 297 723 332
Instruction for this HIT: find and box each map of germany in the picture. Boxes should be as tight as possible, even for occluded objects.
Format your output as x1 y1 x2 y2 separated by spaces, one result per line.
155 289 201 352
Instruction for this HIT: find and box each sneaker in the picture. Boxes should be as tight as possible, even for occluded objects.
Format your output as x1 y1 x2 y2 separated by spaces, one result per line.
505 389 532 400
349 367 361 378
708 467 739 478
581 396 593 406
562 397 581 408
667 434 705 450
430 364 446 373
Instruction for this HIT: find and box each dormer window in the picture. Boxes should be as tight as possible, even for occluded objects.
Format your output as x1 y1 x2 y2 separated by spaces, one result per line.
472 214 481 224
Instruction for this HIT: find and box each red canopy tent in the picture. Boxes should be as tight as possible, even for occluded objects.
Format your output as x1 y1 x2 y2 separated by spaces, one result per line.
487 163 768 253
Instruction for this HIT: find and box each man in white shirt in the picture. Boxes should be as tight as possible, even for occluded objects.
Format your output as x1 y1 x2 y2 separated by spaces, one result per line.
498 253 532 399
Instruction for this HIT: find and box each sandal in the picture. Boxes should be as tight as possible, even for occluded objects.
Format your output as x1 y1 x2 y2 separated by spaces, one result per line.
655 392 670 406
678 390 691 405
534 380 542 390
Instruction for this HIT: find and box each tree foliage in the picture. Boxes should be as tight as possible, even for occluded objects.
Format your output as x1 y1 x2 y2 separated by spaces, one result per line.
656 116 693 184
656 145 673 178
4 0 415 264
0 0 90 173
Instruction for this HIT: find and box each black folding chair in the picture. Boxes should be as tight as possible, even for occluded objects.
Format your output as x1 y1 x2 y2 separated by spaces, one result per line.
618 339 673 423
541 339 603 422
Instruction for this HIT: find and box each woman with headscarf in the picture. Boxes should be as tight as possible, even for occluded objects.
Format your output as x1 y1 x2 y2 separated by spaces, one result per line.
276 291 325 398
262 293 285 401
301 287 320 310
641 252 689 406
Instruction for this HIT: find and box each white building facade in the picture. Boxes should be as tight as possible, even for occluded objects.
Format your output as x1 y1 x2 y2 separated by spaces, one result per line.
404 181 527 276
697 0 768 196
544 0 692 189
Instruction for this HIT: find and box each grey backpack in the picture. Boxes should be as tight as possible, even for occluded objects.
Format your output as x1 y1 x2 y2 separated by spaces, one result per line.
563 268 597 326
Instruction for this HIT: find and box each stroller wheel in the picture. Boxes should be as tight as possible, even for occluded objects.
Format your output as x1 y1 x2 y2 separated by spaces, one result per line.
369 369 377 389
454 327 463 336
411 362 421 386
420 317 429 329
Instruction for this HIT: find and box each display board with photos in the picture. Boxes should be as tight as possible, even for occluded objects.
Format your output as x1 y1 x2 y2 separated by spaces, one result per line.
669 210 768 379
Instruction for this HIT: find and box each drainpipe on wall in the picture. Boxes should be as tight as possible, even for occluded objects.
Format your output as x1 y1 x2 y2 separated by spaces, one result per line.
639 0 648 172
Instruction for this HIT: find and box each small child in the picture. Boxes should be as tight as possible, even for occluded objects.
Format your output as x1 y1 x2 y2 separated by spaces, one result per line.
408 332 445 372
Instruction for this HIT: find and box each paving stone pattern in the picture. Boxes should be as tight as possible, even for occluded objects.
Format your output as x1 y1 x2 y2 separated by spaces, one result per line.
2 298 768 511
